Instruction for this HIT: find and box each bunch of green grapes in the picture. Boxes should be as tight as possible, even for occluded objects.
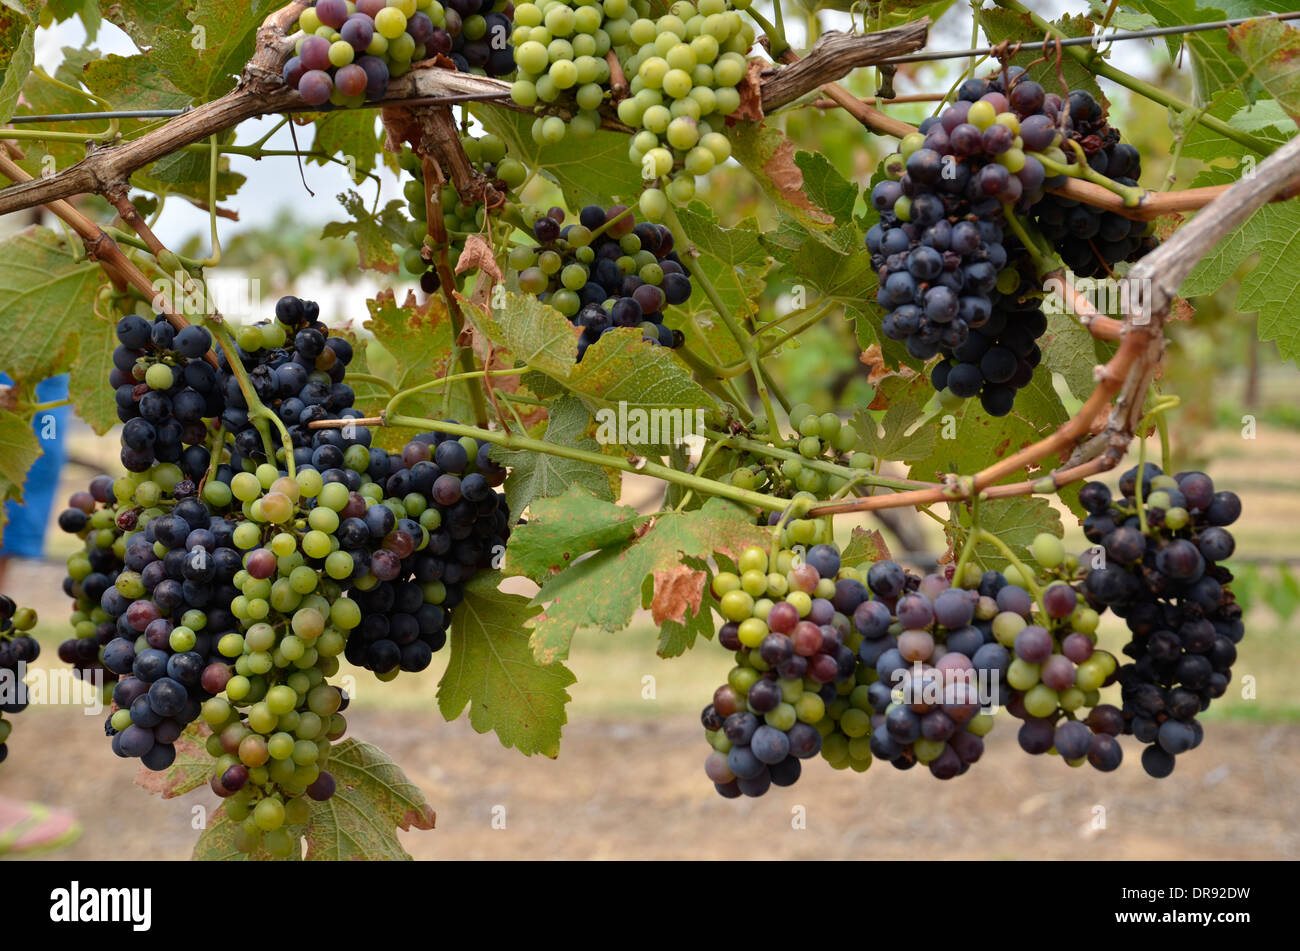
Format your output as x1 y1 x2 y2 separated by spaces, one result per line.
394 134 527 292
616 0 751 215
725 403 872 501
511 0 640 142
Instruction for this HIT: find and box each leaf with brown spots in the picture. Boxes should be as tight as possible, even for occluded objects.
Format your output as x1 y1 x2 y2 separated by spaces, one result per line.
505 484 645 584
456 233 503 312
732 58 766 123
840 527 893 571
651 563 706 625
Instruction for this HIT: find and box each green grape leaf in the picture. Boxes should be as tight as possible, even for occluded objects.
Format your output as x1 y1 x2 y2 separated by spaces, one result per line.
321 192 408 275
1085 0 1157 31
0 227 105 400
840 526 893 570
492 395 614 516
472 106 643 207
526 498 769 665
1269 563 1300 620
565 327 716 412
1179 90 1295 162
952 496 1064 574
103 0 197 49
72 310 122 434
309 111 384 177
794 151 859 227
133 130 246 203
520 369 565 399
848 0 956 29
851 374 938 463
729 121 853 230
905 371 1070 483
134 724 212 799
504 484 644 583
1041 309 1101 402
670 202 771 368
0 2 34 126
0 410 42 536
1228 18 1300 122
1181 164 1300 365
1129 0 1267 102
81 52 189 112
299 738 436 859
979 9 1106 104
484 292 578 381
355 290 465 449
149 0 281 102
439 572 576 757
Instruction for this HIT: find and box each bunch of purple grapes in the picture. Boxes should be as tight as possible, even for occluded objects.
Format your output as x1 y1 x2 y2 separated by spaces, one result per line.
1079 464 1243 778
282 0 514 108
0 596 40 765
511 205 691 361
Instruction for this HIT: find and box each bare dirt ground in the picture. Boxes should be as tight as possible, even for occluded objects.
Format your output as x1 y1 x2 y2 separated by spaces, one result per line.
3 708 1296 861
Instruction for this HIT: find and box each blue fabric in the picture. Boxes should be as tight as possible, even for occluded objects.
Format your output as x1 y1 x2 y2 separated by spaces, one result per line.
1 374 70 559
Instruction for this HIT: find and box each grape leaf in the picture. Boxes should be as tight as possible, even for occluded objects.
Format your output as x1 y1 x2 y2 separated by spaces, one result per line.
840 526 893 570
1041 309 1102 402
652 556 716 657
952 496 1064 573
794 152 859 227
72 309 122 434
504 484 644 583
730 121 847 229
979 9 1106 104
81 52 188 112
1130 0 1262 102
905 371 1069 484
192 738 435 860
847 0 956 29
0 410 42 536
298 738 436 859
134 724 211 798
1085 0 1157 30
851 374 937 462
1228 18 1300 122
149 0 282 101
0 1 34 126
493 395 614 516
353 290 465 449
526 498 769 664
103 0 197 49
321 192 407 275
309 111 384 177
438 572 576 757
671 202 771 368
472 106 643 208
0 227 105 395
1180 90 1295 161
1181 165 1300 365
565 327 716 412
484 292 578 381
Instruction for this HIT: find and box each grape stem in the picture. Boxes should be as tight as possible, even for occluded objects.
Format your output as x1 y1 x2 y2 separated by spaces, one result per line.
206 322 296 478
384 366 521 417
973 529 1043 602
699 427 935 492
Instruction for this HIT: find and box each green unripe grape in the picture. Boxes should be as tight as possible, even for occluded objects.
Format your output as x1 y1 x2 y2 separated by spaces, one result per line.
1006 658 1041 691
561 263 589 291
795 692 825 724
375 6 407 38
1031 532 1065 569
111 709 134 732
1023 684 1060 718
641 104 671 134
785 590 812 617
913 737 945 763
840 707 871 738
700 131 731 164
666 116 699 150
997 148 1026 173
144 363 174 391
992 610 1027 646
967 100 996 130
328 40 355 66
267 732 296 760
662 68 692 98
639 188 668 221
218 632 245 658
253 797 286 832
765 701 797 731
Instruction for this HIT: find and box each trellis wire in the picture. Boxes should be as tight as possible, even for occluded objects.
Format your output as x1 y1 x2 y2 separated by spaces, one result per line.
7 12 1299 125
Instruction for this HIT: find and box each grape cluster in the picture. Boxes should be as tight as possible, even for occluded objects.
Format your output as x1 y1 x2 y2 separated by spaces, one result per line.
725 405 869 500
614 1 749 215
701 541 861 797
511 0 628 142
393 136 526 294
283 0 514 108
0 597 40 765
112 314 221 481
849 562 998 777
59 293 515 854
867 84 1051 416
984 538 1125 772
510 204 690 359
1079 465 1243 778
